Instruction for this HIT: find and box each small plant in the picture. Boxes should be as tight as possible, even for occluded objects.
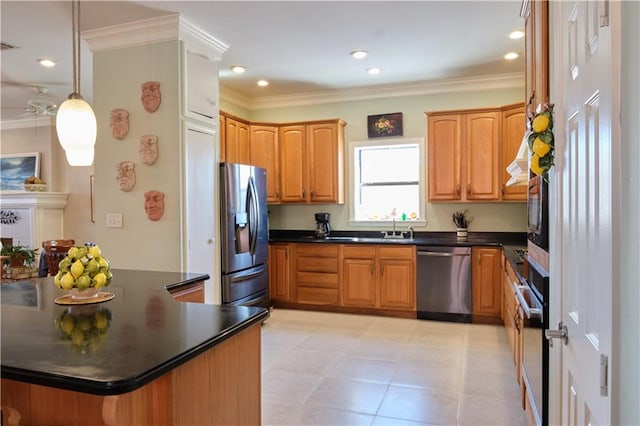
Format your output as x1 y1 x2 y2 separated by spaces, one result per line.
452 210 474 229
1 244 39 267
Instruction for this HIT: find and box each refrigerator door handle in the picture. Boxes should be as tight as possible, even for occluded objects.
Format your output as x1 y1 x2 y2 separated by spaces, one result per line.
247 176 259 255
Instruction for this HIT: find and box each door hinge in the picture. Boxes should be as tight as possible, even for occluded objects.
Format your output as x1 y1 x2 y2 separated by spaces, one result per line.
600 354 608 396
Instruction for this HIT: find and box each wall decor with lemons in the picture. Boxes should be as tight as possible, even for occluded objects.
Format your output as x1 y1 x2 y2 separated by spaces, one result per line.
527 102 555 181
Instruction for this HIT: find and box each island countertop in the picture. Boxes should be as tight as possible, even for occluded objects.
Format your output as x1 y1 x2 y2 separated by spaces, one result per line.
0 269 269 396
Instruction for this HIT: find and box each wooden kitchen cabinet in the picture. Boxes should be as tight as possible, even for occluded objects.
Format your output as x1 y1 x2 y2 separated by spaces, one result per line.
342 245 415 312
223 113 251 165
279 119 345 204
472 246 502 323
219 114 226 162
501 103 527 201
292 243 340 305
522 0 549 111
269 243 291 302
250 124 280 203
168 280 205 303
502 252 522 384
427 110 501 201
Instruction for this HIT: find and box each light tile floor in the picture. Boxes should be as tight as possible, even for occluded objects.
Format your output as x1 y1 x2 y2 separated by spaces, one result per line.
261 308 528 426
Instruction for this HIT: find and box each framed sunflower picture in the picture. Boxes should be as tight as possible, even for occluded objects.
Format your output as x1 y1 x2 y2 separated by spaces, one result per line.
367 112 403 138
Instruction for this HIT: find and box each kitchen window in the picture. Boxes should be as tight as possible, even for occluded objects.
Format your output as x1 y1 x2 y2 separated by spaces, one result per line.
349 137 425 225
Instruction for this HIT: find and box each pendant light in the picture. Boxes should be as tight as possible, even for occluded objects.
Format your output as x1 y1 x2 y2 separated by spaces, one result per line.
56 0 97 166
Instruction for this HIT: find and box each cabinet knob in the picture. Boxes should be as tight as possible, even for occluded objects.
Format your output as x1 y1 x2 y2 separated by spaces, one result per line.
467 184 471 195
456 184 461 196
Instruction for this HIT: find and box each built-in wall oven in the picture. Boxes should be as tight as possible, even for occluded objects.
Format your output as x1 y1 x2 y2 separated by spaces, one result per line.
514 256 549 426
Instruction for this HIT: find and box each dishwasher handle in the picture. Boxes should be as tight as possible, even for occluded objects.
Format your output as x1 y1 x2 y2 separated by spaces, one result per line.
417 251 470 257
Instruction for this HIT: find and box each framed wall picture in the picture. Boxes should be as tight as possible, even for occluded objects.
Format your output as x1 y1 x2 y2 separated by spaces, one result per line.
367 113 403 138
0 152 40 190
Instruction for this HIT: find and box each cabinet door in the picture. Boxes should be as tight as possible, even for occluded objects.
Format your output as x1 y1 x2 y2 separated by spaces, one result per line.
342 258 376 307
279 125 306 202
219 114 226 162
428 114 462 201
250 125 280 203
471 247 502 321
184 51 218 120
501 104 527 201
307 122 343 203
465 112 501 200
269 244 290 302
379 259 415 310
225 118 250 165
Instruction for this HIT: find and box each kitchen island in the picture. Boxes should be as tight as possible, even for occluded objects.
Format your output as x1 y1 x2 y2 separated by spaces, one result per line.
1 269 269 425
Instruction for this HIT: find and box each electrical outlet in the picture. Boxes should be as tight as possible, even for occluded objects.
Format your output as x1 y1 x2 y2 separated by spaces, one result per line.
106 213 123 228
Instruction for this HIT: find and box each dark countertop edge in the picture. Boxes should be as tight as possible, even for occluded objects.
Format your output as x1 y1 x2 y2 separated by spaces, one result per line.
164 273 210 292
0 308 269 396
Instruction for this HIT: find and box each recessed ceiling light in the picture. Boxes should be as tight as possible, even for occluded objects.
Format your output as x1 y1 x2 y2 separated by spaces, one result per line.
504 52 519 60
509 30 525 40
350 50 368 59
37 58 55 67
367 67 381 75
257 80 269 87
231 65 246 73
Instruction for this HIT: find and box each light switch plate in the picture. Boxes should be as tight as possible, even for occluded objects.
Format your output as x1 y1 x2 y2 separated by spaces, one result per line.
106 213 123 228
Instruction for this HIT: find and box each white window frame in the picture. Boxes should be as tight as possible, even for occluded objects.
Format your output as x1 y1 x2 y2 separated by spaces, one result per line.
348 137 426 227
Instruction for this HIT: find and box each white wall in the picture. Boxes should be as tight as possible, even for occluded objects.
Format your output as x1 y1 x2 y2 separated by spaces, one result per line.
93 40 182 271
222 86 528 233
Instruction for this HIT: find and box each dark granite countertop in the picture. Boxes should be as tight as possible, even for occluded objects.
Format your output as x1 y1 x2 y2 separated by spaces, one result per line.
270 230 527 248
0 269 269 396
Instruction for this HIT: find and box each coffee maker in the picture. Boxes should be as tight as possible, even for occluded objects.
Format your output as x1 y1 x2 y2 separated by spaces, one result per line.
314 212 331 238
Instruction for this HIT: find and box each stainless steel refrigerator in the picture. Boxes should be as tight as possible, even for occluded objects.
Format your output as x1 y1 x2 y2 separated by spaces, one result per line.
220 163 270 308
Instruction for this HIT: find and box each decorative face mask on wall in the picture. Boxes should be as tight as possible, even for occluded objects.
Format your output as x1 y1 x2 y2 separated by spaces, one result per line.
109 109 130 140
116 161 135 192
144 190 165 222
140 81 161 113
139 135 159 165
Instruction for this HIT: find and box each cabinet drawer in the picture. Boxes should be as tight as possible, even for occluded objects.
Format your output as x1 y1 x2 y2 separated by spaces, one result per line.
378 246 415 259
343 246 376 258
296 271 339 288
296 256 338 273
297 287 339 305
295 244 339 257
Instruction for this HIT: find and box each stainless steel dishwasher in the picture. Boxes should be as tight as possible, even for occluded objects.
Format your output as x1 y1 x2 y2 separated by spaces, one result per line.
416 246 472 322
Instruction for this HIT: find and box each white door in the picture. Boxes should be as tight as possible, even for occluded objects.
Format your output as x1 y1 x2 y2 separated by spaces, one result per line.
553 1 619 424
184 126 217 292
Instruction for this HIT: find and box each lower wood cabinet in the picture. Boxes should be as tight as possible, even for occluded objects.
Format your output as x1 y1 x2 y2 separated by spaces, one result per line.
168 280 205 303
292 244 340 305
342 245 415 312
269 243 291 302
471 246 502 323
502 252 523 385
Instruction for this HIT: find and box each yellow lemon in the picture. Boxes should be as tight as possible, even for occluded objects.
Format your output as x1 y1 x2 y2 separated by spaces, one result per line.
61 272 75 290
86 259 99 275
76 275 91 290
532 113 550 133
67 246 79 260
93 272 107 289
532 137 551 157
54 272 63 289
530 154 544 176
70 259 85 278
88 245 101 258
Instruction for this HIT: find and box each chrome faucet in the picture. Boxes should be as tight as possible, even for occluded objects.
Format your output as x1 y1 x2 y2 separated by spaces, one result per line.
382 218 407 239
407 226 414 239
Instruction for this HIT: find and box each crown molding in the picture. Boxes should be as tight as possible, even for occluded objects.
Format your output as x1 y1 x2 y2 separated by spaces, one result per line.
0 118 54 130
222 72 524 111
83 14 228 61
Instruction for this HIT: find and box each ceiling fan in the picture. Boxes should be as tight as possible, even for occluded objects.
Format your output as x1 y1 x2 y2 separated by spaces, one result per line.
1 85 58 119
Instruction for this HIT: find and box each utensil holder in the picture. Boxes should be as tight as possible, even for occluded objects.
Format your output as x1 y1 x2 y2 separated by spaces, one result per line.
456 228 468 240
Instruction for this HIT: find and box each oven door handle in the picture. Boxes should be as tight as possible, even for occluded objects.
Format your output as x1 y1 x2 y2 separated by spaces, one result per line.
513 282 542 320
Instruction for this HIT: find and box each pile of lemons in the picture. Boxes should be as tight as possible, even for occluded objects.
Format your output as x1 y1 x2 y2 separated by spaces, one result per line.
56 307 111 352
53 245 112 291
527 105 554 179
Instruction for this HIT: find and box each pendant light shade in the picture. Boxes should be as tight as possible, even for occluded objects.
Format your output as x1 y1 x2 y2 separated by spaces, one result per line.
56 0 97 167
56 96 97 166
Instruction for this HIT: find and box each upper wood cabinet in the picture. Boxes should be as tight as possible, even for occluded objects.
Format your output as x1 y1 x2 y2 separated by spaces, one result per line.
219 114 226 162
250 125 280 203
223 114 250 165
428 110 501 201
501 103 527 201
522 0 549 110
279 120 345 204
